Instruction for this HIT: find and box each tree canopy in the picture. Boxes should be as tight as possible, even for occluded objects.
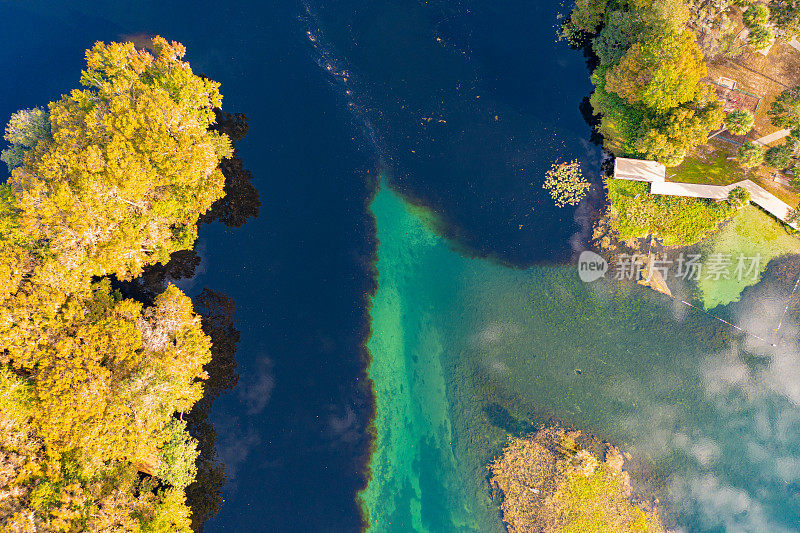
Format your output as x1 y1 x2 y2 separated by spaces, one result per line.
633 85 723 166
2 37 231 291
577 0 722 166
748 24 774 50
0 37 235 532
725 109 755 135
765 142 795 168
737 141 766 168
606 30 707 112
769 0 800 36
743 3 770 27
768 86 800 130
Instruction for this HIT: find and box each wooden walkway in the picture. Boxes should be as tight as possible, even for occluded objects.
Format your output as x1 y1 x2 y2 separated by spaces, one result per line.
753 128 792 146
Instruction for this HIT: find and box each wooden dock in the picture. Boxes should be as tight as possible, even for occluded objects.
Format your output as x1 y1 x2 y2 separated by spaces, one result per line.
636 255 673 297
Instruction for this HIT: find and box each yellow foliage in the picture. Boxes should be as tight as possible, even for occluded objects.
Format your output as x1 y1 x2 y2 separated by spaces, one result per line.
0 37 224 531
488 427 668 533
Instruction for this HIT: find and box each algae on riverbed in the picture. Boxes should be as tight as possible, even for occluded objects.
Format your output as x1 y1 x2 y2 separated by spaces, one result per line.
361 184 800 533
697 205 800 309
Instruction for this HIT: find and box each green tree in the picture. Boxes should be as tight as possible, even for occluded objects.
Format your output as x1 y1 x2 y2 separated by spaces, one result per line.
725 109 755 135
748 24 774 50
156 419 200 490
769 86 800 129
765 142 794 168
543 160 592 207
769 0 800 36
590 69 645 155
606 30 707 112
633 85 724 166
737 142 766 167
0 108 51 170
743 3 770 26
570 0 609 33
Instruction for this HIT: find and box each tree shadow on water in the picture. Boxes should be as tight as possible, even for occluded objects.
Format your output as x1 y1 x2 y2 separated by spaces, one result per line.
483 403 536 437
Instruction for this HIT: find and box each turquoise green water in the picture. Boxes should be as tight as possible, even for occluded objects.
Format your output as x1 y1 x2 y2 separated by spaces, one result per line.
697 205 800 309
361 185 800 532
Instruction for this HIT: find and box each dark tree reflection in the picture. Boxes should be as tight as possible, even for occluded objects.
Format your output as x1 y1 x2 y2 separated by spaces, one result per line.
202 111 261 227
185 289 240 531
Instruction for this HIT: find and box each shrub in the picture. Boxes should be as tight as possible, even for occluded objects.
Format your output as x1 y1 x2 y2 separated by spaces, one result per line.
606 178 734 245
737 142 766 168
728 186 751 208
765 143 794 168
489 427 667 533
725 109 755 135
743 3 769 27
787 207 800 224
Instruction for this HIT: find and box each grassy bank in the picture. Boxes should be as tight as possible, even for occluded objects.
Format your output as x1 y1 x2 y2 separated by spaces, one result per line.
607 178 735 246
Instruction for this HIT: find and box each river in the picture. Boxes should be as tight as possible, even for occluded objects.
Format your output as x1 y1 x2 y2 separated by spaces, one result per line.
2 1 799 531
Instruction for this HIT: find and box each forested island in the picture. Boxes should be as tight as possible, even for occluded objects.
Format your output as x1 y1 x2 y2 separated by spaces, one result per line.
0 37 251 531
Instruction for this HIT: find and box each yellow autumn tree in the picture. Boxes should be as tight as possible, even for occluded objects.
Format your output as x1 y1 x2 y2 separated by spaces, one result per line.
0 37 230 532
3 36 231 290
606 30 706 113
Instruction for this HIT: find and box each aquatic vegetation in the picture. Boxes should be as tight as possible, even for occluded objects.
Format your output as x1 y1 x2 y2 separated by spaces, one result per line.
606 178 734 245
697 204 800 308
543 160 591 207
363 183 800 532
488 427 666 533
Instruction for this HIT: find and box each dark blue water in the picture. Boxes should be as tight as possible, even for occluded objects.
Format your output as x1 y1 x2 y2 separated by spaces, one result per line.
0 1 597 530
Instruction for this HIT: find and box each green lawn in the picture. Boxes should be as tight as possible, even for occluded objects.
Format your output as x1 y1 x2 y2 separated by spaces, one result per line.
669 152 746 186
671 148 799 207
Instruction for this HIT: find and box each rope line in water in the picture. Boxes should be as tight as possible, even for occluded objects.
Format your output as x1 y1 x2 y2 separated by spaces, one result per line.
775 272 800 334
676 298 776 346
642 235 777 347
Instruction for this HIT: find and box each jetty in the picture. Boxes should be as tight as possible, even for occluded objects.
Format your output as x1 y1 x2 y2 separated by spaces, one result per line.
636 254 673 297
